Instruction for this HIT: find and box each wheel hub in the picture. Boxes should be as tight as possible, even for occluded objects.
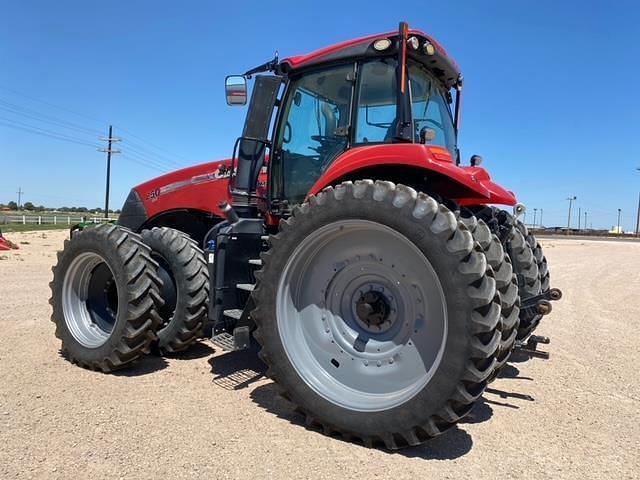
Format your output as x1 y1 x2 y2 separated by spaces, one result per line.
355 290 393 333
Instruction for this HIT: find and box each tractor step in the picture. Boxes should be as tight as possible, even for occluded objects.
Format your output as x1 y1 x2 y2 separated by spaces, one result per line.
223 309 243 320
248 259 262 266
236 283 255 292
211 326 251 351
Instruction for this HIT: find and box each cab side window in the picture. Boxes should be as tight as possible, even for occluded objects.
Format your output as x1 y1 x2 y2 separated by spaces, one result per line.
276 65 353 204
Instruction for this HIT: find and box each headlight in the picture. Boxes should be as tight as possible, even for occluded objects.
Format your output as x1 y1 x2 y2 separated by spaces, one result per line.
372 38 391 51
423 41 435 56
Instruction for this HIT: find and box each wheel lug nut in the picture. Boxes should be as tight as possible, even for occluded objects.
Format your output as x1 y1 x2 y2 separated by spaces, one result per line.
376 360 382 367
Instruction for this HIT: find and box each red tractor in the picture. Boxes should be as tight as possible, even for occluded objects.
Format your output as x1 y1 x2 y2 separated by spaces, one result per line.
50 23 561 449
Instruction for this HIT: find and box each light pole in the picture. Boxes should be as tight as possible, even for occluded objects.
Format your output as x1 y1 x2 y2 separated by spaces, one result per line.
540 208 543 228
584 211 587 232
566 196 577 230
578 207 581 230
532 208 537 229
617 208 622 234
636 167 640 237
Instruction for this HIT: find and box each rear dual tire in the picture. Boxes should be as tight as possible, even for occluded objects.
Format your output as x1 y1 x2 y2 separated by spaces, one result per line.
460 214 520 381
252 180 501 449
140 227 209 354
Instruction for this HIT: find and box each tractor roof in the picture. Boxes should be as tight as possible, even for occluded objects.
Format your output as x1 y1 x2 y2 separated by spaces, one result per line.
280 28 461 89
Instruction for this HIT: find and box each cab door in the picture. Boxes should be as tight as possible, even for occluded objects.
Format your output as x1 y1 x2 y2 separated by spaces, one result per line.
271 64 355 206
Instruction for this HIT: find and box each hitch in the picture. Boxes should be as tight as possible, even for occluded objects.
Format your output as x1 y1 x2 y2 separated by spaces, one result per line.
519 287 562 319
515 288 562 360
516 335 551 359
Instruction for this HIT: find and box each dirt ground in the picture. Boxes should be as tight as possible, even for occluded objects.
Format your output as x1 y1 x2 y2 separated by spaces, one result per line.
1 230 638 480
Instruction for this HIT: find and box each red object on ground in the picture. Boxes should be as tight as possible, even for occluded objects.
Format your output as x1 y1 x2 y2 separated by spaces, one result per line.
0 232 18 250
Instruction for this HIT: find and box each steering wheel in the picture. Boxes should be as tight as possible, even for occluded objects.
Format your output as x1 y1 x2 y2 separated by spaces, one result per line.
282 122 292 144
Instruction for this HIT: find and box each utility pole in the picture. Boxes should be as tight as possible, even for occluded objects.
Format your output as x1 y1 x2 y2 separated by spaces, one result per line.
566 196 577 231
617 208 622 234
584 211 587 232
533 208 538 229
636 192 640 237
98 126 121 220
16 187 23 210
540 208 543 228
636 167 640 237
578 207 581 230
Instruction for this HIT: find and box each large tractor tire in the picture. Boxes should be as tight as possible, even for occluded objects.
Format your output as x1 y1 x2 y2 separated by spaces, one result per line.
251 180 501 449
513 220 549 339
459 214 520 381
516 220 550 292
140 227 209 354
49 224 163 372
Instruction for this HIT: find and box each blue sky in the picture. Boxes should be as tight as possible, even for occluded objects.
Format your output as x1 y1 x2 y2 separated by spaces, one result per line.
1 1 639 230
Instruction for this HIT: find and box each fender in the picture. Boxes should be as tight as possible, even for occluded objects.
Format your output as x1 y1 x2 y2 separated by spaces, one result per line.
307 144 516 206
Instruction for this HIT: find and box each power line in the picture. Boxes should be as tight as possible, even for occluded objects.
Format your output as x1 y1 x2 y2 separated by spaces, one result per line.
115 125 190 164
0 120 101 148
0 98 104 136
120 139 183 168
121 149 171 171
120 154 166 173
0 86 192 170
0 85 107 129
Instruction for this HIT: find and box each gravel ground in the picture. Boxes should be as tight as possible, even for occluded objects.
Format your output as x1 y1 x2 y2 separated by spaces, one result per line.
1 230 638 479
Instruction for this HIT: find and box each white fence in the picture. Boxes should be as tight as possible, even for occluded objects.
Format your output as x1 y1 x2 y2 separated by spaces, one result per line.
0 214 117 226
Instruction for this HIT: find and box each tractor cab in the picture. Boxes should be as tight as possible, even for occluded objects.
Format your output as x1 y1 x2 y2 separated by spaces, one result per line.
224 22 463 216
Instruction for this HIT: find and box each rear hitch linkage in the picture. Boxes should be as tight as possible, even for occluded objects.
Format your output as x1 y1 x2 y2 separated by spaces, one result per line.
515 287 563 360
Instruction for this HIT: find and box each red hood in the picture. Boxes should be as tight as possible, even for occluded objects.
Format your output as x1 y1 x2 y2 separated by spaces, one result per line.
134 159 234 219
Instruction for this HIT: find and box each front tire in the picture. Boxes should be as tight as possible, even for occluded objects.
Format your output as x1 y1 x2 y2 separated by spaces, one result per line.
49 224 163 372
252 180 501 449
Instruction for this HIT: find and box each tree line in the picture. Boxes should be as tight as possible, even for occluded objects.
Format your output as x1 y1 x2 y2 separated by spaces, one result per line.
0 201 120 214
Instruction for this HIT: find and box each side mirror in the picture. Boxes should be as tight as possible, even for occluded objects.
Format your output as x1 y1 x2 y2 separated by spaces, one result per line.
225 75 247 106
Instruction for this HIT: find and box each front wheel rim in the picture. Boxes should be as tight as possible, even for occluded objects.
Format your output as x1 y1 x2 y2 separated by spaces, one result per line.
276 220 448 412
62 252 119 348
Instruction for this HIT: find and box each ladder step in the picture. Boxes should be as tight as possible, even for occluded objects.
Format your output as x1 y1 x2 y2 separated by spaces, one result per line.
248 259 262 266
223 309 243 320
236 283 255 292
210 327 251 352
211 332 239 352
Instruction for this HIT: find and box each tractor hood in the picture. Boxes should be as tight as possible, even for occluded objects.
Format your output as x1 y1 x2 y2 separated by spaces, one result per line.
118 159 234 232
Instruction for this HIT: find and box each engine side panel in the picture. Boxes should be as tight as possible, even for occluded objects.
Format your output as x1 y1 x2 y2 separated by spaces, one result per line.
131 159 234 221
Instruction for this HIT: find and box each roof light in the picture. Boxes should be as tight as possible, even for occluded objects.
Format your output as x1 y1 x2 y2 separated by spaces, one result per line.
423 41 436 56
373 38 391 51
407 36 419 50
